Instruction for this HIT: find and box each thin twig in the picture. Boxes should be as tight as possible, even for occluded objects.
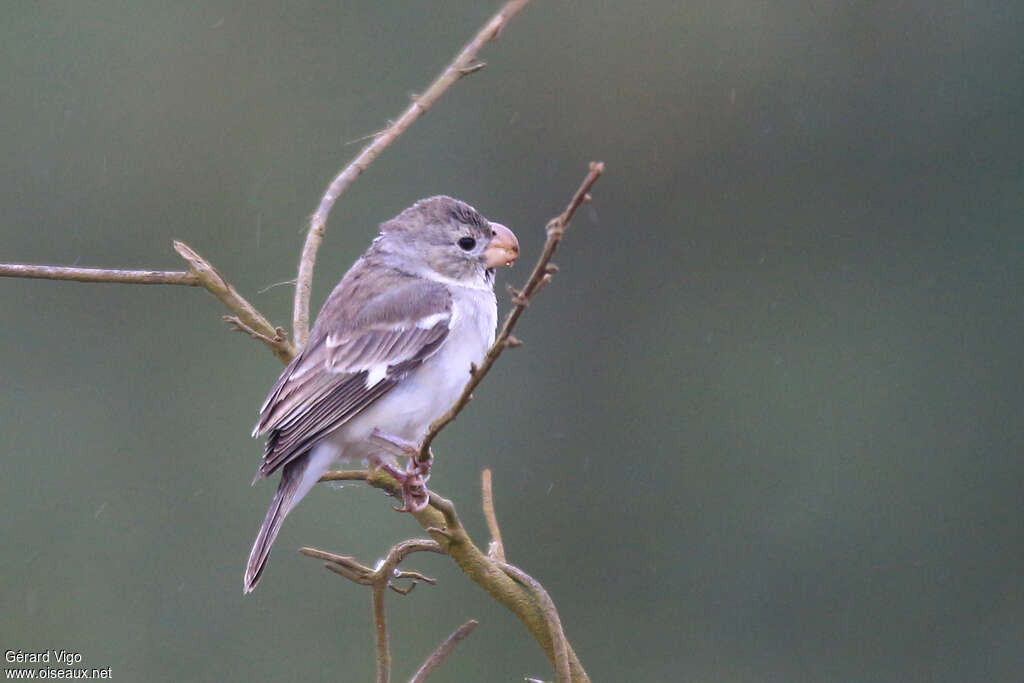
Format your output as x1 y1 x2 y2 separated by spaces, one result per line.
0 263 199 285
222 315 289 348
291 0 534 348
481 469 506 562
498 562 570 683
1 245 296 363
172 241 296 363
384 538 446 566
409 620 480 683
372 582 390 683
418 162 604 461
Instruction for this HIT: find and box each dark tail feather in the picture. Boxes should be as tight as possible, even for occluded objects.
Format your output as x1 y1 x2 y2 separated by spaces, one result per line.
244 469 297 594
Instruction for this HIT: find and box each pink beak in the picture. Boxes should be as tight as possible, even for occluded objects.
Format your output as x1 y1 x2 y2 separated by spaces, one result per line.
483 222 519 269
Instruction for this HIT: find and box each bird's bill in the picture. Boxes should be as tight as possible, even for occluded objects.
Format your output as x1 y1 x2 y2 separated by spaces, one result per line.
484 222 520 268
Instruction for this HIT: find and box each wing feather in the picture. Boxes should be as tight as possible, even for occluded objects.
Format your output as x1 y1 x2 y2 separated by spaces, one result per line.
252 272 452 479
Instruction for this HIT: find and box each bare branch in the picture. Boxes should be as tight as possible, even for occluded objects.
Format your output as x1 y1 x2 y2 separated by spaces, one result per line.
498 561 570 683
409 619 480 683
2 244 297 363
0 263 198 286
418 162 605 460
291 0 534 348
481 469 506 562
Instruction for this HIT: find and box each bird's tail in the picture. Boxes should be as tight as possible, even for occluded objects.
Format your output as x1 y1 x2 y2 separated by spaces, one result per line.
244 469 295 593
243 443 340 594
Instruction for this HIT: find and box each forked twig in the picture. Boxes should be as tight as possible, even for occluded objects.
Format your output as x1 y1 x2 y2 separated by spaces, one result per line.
301 539 443 683
317 468 590 682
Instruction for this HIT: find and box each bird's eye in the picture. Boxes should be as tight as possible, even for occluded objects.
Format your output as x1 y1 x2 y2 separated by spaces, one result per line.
457 236 476 251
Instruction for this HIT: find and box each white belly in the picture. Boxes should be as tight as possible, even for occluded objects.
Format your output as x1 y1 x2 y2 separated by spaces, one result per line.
325 285 496 463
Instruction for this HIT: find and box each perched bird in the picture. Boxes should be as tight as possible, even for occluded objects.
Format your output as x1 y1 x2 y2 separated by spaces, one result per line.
244 196 519 593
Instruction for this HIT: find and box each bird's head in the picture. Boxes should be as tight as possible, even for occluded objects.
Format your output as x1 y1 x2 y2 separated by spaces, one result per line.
377 196 519 287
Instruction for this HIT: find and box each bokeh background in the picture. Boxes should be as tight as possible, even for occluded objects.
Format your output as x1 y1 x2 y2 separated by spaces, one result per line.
3 1 1022 681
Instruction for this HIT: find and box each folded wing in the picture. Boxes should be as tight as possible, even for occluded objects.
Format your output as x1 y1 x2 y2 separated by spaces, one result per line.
252 276 452 480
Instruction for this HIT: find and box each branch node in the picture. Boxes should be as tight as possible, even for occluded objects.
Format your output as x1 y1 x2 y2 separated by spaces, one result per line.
425 526 454 541
482 469 507 563
388 582 416 595
394 570 436 585
456 60 488 75
545 220 565 238
172 240 295 363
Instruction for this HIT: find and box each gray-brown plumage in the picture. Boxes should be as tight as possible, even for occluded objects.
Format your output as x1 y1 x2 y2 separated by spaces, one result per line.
244 196 519 593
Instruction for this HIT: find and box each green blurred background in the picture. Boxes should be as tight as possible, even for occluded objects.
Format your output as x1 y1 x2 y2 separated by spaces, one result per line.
2 1 1022 681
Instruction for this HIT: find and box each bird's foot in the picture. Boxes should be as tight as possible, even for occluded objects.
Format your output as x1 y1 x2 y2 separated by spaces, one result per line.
370 429 433 513
380 461 430 513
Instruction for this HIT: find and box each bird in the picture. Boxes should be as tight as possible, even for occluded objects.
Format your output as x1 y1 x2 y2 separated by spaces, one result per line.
244 196 519 593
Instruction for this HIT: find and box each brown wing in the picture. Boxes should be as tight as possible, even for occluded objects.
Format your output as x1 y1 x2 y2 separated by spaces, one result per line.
252 269 452 480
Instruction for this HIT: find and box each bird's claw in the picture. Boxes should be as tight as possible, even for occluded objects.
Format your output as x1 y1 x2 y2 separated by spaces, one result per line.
380 460 431 512
371 429 433 512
